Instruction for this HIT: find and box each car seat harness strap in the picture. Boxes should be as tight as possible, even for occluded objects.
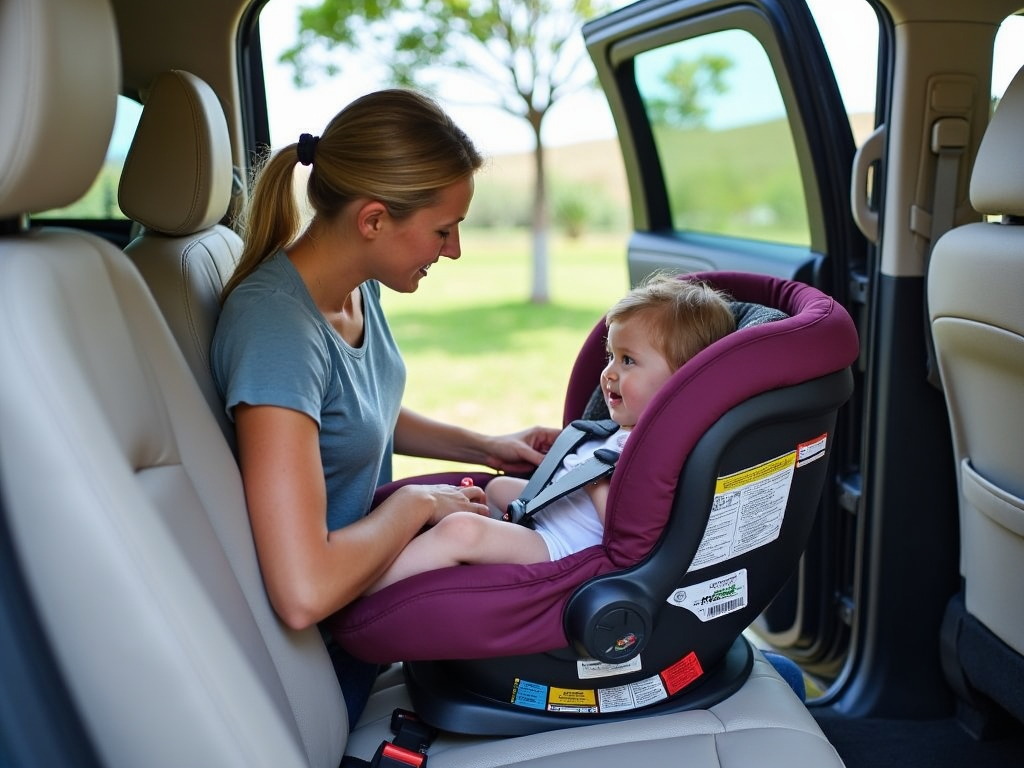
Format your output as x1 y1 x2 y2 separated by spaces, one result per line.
505 418 620 526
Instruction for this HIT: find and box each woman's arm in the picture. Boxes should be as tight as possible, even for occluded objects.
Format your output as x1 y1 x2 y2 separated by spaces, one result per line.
234 403 486 629
393 407 559 474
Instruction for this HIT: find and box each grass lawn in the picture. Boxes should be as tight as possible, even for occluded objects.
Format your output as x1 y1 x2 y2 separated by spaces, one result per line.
381 228 629 479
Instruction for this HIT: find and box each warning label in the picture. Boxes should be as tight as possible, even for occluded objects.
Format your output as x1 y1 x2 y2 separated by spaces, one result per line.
577 655 643 680
597 675 668 712
797 433 828 467
688 451 796 571
509 651 702 715
547 686 598 714
661 651 704 695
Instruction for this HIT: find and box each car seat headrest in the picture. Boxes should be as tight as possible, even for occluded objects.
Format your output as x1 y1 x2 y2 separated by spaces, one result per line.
970 64 1024 218
0 0 120 218
118 70 235 235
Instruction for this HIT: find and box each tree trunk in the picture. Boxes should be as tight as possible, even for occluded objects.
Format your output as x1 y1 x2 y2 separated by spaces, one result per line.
529 119 550 305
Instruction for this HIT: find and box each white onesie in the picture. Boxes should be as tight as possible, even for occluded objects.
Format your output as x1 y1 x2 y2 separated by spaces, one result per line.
532 428 631 560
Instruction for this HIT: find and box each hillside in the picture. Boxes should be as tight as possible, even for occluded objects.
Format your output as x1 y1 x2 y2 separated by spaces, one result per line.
479 112 875 209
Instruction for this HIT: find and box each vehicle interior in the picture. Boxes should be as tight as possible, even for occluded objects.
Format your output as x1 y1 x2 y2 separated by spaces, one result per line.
1 0 1023 767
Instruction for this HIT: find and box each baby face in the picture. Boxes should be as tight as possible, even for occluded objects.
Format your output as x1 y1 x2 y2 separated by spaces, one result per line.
601 317 674 428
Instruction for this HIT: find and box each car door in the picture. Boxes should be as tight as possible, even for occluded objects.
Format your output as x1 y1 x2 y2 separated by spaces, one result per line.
583 0 877 685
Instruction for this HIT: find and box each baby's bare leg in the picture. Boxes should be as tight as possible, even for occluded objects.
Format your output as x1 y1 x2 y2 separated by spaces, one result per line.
364 510 550 594
485 475 530 519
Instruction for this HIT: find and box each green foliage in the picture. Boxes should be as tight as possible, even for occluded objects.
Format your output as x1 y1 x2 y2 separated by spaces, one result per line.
33 163 127 220
656 119 810 245
282 0 607 107
550 179 625 237
465 181 532 229
647 53 733 128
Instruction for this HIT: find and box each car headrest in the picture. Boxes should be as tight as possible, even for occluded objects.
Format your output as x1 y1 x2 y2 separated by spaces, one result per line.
970 64 1024 218
119 70 234 235
0 0 120 218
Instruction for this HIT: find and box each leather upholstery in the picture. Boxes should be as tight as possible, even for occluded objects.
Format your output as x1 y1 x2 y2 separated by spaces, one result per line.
119 69 234 234
120 69 242 446
968 66 1024 218
929 64 1024 657
0 0 118 216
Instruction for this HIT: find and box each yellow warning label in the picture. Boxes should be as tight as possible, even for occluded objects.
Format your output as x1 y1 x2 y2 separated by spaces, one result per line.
715 451 796 494
548 687 597 707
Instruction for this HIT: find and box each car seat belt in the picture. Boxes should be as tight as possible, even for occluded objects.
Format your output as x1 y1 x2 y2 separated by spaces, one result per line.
919 115 969 390
340 708 437 768
504 418 620 526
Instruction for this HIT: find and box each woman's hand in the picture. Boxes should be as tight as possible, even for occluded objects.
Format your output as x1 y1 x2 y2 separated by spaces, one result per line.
394 408 559 473
392 482 489 526
481 426 560 474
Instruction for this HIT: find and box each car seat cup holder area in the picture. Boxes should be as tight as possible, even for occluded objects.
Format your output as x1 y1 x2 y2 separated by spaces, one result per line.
331 271 859 738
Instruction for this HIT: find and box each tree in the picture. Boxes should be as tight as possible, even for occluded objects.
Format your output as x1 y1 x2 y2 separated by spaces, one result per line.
647 53 733 129
281 0 607 304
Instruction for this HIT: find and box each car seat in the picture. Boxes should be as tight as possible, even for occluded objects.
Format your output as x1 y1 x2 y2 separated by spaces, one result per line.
119 69 242 449
328 271 859 735
929 63 1024 733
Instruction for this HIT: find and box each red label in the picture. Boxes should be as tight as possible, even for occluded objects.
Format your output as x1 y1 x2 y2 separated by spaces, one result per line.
661 651 704 695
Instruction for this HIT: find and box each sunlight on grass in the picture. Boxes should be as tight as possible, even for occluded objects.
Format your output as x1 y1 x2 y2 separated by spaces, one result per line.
382 229 629 479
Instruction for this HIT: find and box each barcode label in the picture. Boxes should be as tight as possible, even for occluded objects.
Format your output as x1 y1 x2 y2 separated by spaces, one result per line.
705 596 746 619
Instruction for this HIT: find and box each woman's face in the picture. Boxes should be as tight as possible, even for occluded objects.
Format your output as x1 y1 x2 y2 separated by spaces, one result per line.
378 176 474 293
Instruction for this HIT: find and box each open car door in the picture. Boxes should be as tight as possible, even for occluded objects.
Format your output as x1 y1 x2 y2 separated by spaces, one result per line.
583 0 873 684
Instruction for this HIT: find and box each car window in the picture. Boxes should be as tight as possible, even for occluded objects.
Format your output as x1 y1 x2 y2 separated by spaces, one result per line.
32 95 142 220
806 0 879 146
630 0 878 248
993 12 1024 105
634 29 810 246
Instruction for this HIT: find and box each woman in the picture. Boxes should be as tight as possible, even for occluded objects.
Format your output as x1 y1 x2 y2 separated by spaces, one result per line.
211 89 558 722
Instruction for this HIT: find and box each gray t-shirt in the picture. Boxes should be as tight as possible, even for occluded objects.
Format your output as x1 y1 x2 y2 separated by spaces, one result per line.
211 251 405 531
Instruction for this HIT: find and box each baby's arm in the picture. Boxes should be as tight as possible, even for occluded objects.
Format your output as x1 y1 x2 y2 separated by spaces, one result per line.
585 479 611 524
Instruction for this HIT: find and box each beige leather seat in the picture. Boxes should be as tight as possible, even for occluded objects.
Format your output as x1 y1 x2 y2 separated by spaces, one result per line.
119 69 242 448
0 0 845 765
929 64 1024 727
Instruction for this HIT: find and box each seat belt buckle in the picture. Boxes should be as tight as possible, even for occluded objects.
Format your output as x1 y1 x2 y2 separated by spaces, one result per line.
370 741 427 768
389 708 437 749
504 498 526 523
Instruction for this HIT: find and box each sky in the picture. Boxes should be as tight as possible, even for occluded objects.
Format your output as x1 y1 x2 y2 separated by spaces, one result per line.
257 0 1024 156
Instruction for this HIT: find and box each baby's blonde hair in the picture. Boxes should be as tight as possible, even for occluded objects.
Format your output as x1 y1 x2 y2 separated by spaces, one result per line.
606 273 736 370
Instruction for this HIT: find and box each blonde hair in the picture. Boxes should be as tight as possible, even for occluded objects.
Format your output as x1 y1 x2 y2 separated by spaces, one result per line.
606 273 736 370
222 89 483 299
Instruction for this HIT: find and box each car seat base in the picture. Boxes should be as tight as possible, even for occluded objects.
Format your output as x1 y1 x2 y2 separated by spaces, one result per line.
403 635 754 736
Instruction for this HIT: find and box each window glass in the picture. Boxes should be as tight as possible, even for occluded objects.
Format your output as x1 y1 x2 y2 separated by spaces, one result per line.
33 95 142 220
634 29 810 246
993 13 1024 106
806 0 879 147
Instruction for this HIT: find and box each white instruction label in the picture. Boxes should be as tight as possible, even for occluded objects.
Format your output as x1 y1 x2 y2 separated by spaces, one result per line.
577 656 643 680
688 451 796 572
667 569 748 622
